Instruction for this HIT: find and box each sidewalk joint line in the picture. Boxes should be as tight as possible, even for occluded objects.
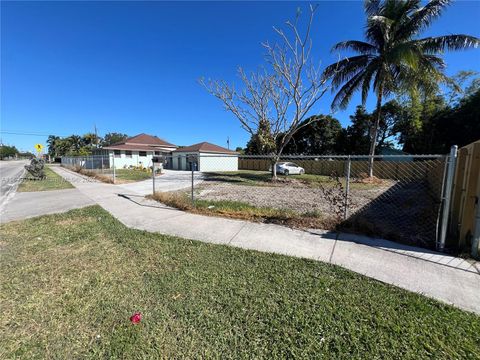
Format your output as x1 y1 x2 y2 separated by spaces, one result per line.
228 222 248 245
328 232 339 263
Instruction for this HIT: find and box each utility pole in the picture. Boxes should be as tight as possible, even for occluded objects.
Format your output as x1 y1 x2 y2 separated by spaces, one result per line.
227 136 230 150
94 124 99 148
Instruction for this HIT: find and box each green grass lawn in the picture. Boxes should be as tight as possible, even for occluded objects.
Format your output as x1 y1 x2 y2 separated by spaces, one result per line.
115 169 152 181
1 206 479 359
17 166 74 192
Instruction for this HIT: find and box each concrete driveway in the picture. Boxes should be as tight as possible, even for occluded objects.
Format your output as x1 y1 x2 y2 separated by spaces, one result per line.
0 160 28 211
118 169 204 195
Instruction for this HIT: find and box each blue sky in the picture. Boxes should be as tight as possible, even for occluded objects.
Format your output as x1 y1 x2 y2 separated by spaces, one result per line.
1 1 479 152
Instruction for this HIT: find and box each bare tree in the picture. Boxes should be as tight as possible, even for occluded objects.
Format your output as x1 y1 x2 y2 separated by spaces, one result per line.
200 5 328 179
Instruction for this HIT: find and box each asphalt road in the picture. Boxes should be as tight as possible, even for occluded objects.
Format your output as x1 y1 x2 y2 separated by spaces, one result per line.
0 160 28 209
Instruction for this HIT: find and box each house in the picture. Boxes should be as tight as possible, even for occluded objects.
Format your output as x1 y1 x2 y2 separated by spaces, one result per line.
102 134 238 171
172 142 238 171
103 133 177 168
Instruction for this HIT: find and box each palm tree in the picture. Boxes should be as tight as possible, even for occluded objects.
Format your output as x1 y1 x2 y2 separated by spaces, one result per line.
68 135 84 153
47 135 60 157
323 0 479 177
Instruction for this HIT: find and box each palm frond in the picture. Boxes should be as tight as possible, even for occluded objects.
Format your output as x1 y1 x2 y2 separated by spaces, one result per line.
417 35 480 53
322 55 371 85
367 15 394 45
387 42 422 69
421 54 446 70
399 0 452 39
332 40 378 54
360 60 380 104
331 71 367 110
364 0 382 16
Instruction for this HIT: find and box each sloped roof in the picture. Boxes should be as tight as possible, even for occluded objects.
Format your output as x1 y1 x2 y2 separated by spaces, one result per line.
104 133 176 150
173 142 237 154
102 144 169 151
123 133 176 147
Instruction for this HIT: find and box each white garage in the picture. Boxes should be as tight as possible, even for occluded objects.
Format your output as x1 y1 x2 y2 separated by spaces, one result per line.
172 142 238 172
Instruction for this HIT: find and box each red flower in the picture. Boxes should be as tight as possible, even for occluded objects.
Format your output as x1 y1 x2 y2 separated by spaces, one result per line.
130 312 142 324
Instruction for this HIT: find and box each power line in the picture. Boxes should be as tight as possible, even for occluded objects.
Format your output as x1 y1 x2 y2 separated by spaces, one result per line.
0 130 68 137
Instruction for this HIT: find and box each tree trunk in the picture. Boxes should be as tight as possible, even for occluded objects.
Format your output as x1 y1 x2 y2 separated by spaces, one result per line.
368 89 383 178
271 156 278 180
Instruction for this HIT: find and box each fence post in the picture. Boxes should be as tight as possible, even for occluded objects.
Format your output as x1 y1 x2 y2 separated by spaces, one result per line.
152 161 156 195
191 158 195 206
344 156 351 220
112 155 116 184
472 197 480 259
438 145 458 251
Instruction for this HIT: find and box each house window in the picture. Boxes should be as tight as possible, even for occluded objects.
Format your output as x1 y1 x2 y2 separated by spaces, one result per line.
125 150 132 158
139 151 147 157
155 151 161 155
114 150 121 158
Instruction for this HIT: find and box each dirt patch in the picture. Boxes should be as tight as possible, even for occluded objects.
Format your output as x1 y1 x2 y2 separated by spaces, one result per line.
196 182 393 216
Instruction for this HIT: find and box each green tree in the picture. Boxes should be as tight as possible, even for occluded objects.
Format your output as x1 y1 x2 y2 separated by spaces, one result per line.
82 133 101 149
67 135 84 154
400 88 480 153
55 138 73 156
47 135 60 157
338 106 372 155
0 145 19 159
396 93 447 153
245 120 276 155
102 133 128 146
373 100 405 149
323 0 479 176
283 115 343 155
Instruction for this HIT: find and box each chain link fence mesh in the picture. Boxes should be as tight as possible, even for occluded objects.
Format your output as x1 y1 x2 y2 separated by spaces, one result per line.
61 154 114 181
181 154 447 249
61 152 448 249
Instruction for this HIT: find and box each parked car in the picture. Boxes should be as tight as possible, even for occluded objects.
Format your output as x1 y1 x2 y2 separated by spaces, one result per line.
274 162 305 175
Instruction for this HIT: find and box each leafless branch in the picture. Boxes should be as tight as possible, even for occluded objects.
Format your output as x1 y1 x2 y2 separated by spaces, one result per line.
200 5 328 177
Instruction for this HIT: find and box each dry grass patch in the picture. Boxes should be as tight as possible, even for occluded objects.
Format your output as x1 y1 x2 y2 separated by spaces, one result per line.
150 191 339 230
69 166 114 184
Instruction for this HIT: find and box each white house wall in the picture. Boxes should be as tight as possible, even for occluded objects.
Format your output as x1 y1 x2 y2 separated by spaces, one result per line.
198 153 238 172
172 152 238 171
109 151 154 169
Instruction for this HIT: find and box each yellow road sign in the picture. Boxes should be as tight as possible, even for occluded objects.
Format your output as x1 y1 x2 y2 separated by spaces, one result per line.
34 144 44 152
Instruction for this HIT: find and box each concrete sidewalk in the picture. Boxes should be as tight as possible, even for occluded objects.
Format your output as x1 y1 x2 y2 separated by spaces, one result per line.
0 188 95 223
52 166 480 314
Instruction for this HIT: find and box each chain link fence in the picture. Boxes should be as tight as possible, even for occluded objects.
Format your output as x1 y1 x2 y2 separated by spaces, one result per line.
61 154 115 182
159 153 448 249
61 151 452 249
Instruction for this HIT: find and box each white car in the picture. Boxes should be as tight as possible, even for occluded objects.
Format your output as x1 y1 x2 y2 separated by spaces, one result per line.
275 162 305 175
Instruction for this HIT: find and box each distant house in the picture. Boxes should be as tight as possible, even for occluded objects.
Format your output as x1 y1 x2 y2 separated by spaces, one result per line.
102 134 238 171
172 142 238 171
103 133 177 168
